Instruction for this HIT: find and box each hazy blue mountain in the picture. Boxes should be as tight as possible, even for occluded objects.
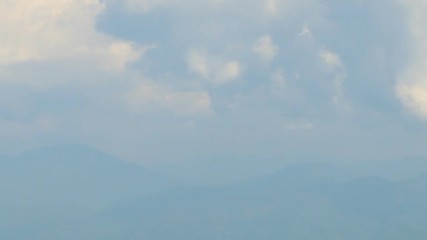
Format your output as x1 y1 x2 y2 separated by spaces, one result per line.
0 144 179 233
340 158 427 180
28 162 427 240
151 154 287 185
4 155 427 240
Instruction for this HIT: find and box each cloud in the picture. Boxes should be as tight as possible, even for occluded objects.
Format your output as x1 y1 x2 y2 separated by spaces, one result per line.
319 49 349 111
217 61 241 84
123 0 288 16
187 49 210 79
123 0 227 13
395 0 427 119
126 81 213 116
187 49 241 85
397 83 427 119
0 0 145 72
299 25 312 37
3 0 418 163
319 50 342 70
253 35 279 62
264 0 279 16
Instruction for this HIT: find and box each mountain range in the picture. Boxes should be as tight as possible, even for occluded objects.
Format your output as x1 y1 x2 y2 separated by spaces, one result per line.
2 145 427 239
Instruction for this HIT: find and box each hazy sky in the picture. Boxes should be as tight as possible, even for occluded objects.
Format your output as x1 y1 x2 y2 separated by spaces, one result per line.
1 0 427 165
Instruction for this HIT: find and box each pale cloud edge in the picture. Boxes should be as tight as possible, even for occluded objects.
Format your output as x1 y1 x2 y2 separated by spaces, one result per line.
396 0 427 119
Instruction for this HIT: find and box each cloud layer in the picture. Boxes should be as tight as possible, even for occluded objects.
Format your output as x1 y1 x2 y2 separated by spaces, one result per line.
0 0 426 163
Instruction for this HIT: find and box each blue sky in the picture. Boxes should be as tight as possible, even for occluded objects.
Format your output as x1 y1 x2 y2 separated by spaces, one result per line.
1 0 427 166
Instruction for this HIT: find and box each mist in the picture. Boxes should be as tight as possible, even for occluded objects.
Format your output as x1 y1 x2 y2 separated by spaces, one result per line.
1 0 427 239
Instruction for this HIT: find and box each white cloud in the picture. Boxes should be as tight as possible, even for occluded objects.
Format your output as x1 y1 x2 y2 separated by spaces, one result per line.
299 25 312 37
0 0 145 72
264 0 279 16
396 0 427 120
105 42 151 73
319 49 349 111
397 83 427 119
186 49 241 85
126 81 213 116
187 49 210 79
319 49 343 70
216 61 241 84
253 35 279 62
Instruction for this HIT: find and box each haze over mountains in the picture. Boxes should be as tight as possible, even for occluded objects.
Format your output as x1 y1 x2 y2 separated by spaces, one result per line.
3 0 427 239
0 144 179 235
57 172 427 240
1 144 427 239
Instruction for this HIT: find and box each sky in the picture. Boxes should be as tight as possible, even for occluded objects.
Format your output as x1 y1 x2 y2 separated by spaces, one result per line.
1 0 427 167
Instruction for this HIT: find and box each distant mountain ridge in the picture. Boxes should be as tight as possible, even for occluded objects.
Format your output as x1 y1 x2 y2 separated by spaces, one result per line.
0 144 179 232
27 162 427 240
3 146 427 239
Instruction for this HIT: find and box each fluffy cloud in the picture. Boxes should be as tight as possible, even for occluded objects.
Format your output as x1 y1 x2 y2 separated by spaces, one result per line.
187 49 241 86
264 0 279 16
319 49 349 111
0 0 144 72
253 35 279 62
397 83 427 119
217 61 241 84
187 49 210 79
299 25 312 37
319 49 343 71
396 0 427 119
